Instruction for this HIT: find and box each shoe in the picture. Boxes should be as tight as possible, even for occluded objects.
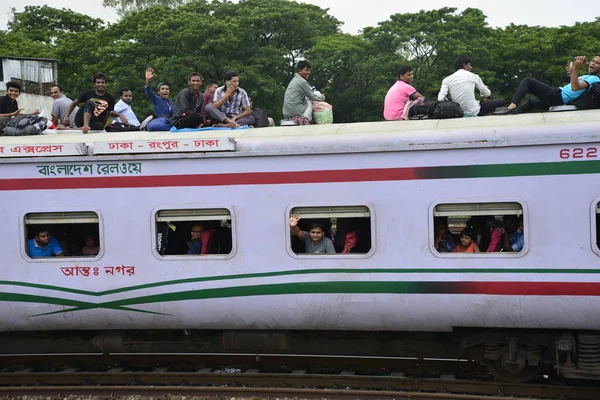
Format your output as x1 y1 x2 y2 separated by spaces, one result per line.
493 108 518 115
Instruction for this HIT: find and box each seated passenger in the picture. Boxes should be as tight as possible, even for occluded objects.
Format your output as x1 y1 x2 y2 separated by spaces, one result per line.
111 87 141 130
171 72 204 129
501 215 524 252
50 85 78 129
383 65 424 120
484 216 503 252
201 79 218 124
144 67 175 131
64 73 117 133
438 56 504 116
455 227 480 253
187 223 212 255
28 227 64 258
434 217 456 253
81 234 100 256
289 214 335 254
282 60 325 125
496 55 600 114
205 71 254 128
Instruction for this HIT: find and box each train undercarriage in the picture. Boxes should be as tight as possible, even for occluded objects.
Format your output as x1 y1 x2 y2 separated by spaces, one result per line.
0 329 599 382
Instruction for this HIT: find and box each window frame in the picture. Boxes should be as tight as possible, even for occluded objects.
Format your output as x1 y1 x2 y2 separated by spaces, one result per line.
429 199 529 258
286 202 376 259
21 208 104 263
591 198 600 256
151 205 236 260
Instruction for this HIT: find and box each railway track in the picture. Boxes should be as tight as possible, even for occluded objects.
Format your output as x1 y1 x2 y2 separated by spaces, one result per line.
0 353 597 399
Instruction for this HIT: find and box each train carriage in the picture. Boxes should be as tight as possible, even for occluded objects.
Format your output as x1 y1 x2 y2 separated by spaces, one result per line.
1 110 600 381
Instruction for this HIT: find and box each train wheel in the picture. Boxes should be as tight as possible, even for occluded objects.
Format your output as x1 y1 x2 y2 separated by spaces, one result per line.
485 359 542 383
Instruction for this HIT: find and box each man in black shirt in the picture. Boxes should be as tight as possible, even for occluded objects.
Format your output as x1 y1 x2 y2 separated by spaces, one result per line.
63 73 117 133
0 81 25 131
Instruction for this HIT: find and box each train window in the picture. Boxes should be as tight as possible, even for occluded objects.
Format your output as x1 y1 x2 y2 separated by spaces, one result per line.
289 205 372 255
24 211 101 258
433 202 524 254
595 202 600 251
155 208 233 256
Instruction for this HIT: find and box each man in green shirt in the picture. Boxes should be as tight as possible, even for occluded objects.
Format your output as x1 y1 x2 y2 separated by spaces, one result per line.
282 60 325 125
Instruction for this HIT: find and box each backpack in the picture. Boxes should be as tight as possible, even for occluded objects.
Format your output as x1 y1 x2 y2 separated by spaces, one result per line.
252 108 270 128
409 100 435 119
432 101 464 119
3 114 48 136
570 82 600 109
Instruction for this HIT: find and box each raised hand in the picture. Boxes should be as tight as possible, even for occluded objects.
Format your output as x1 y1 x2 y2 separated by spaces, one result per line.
289 213 301 227
145 67 156 83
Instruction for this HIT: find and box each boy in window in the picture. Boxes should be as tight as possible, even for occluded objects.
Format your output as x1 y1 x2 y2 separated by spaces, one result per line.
289 214 335 254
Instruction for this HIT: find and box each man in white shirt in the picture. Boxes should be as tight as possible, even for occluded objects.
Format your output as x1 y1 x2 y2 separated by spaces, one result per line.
112 88 140 128
437 56 503 116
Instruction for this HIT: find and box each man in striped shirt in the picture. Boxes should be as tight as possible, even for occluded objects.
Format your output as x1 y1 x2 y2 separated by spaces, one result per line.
205 71 254 128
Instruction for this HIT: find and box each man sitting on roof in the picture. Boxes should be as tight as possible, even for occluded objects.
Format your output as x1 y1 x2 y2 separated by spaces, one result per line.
205 71 254 128
438 56 504 117
496 55 600 115
63 73 117 133
144 67 175 131
170 72 204 129
383 66 424 121
282 60 325 126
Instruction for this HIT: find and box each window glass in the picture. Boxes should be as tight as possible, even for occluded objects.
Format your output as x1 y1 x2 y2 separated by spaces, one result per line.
156 208 232 256
25 211 101 258
596 203 600 249
433 202 524 254
289 205 372 255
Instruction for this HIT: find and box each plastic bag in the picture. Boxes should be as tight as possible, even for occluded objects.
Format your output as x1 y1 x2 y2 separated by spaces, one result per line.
312 101 333 124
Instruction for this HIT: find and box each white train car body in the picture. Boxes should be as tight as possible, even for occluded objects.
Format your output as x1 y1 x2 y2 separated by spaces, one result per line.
0 111 598 336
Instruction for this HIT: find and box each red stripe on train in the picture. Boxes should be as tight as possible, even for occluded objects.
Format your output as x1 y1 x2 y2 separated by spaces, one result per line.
459 282 600 296
0 168 418 191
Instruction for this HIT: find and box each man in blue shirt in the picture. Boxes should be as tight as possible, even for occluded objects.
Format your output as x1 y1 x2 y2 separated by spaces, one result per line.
496 55 600 114
501 215 524 252
28 227 64 258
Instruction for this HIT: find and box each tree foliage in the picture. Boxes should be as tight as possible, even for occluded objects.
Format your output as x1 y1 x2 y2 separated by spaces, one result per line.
2 1 599 123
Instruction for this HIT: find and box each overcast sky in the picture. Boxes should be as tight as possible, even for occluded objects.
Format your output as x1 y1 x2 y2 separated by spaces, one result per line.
0 0 596 33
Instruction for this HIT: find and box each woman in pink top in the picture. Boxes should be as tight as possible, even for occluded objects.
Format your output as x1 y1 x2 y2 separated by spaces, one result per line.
383 66 424 120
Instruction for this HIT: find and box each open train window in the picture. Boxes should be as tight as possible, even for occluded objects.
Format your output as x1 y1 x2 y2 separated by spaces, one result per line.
289 205 372 255
155 208 233 256
432 202 524 254
595 202 600 251
24 211 101 258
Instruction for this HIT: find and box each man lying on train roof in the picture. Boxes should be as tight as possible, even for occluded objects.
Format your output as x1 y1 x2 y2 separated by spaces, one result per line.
289 214 336 254
495 55 600 114
204 71 254 128
27 227 64 258
63 73 117 134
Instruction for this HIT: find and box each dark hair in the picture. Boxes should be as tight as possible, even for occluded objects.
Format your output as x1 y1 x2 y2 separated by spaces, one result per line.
52 85 64 93
207 79 219 86
308 222 326 232
92 73 108 83
460 227 476 240
454 55 472 71
33 226 50 237
156 81 169 90
119 87 131 96
297 60 311 71
6 81 21 91
503 215 519 223
223 71 239 82
188 72 203 81
397 66 413 78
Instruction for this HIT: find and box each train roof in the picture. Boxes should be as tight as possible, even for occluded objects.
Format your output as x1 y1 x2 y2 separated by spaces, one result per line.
1 110 600 160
